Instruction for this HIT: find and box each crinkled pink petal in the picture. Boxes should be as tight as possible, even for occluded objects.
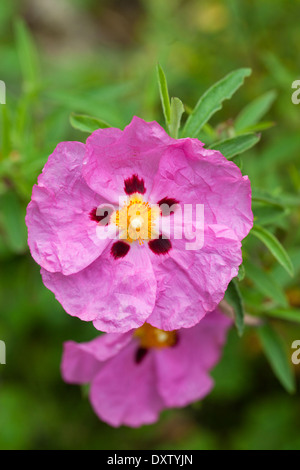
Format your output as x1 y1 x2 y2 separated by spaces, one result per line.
149 139 253 242
61 332 133 383
155 308 232 407
26 141 112 275
61 308 232 427
41 243 157 332
90 340 165 427
146 225 242 330
82 116 173 203
26 116 253 334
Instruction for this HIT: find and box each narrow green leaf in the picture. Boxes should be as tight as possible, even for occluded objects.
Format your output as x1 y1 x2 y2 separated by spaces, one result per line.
271 247 300 288
69 113 110 134
14 18 40 94
251 225 294 276
257 323 296 393
262 308 300 323
244 260 288 307
183 68 252 138
253 203 288 226
156 64 171 125
252 188 300 209
255 132 300 172
237 264 245 281
209 133 260 159
236 120 275 134
277 193 300 208
235 90 277 132
225 279 245 336
231 155 243 171
252 189 285 209
169 97 185 139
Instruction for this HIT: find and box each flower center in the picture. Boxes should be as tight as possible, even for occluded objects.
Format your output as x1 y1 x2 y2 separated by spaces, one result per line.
134 323 177 349
111 193 160 244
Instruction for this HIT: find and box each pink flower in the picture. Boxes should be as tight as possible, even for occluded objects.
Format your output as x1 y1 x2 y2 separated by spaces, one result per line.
26 117 252 332
61 308 232 427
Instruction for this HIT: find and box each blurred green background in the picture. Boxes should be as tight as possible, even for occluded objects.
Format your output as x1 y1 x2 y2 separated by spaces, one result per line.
1 0 300 450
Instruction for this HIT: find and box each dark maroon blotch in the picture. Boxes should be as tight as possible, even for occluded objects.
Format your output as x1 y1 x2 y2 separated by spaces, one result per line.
89 207 111 225
148 235 172 255
172 333 180 348
135 347 149 364
111 241 130 259
157 197 179 216
124 174 146 195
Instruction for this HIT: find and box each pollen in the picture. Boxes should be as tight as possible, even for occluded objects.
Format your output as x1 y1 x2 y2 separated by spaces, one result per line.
134 323 178 349
111 193 160 244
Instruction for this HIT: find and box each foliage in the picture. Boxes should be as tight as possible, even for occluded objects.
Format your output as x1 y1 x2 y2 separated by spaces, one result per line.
0 0 300 450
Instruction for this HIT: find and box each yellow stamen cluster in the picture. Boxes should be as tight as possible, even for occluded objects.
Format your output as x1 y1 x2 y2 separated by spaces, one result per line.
134 323 177 349
111 193 160 244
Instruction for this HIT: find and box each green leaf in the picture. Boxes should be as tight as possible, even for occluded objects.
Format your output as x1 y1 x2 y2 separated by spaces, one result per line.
209 133 260 159
262 308 300 324
156 64 171 126
236 120 275 134
14 18 40 95
225 279 245 336
244 260 288 307
235 90 277 132
69 113 111 134
182 68 252 138
252 188 300 209
252 189 285 209
257 323 296 393
271 247 300 289
237 264 245 281
251 225 294 276
231 155 243 171
253 203 288 226
255 132 300 172
277 193 300 208
168 97 185 139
